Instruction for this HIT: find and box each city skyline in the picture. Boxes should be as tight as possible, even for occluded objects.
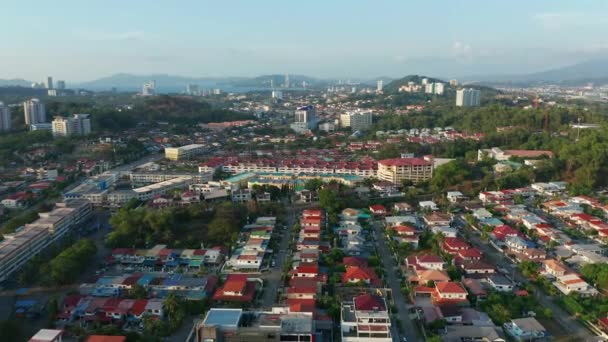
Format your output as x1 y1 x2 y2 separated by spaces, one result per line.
2 0 608 81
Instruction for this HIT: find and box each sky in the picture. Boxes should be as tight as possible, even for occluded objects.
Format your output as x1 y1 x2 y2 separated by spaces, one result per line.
2 0 608 82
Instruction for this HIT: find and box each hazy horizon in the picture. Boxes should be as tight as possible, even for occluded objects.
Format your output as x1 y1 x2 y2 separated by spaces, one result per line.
3 0 608 82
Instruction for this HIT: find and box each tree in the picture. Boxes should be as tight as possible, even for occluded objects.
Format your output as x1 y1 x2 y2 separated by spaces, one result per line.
304 178 323 191
319 188 340 214
130 284 148 299
518 260 540 279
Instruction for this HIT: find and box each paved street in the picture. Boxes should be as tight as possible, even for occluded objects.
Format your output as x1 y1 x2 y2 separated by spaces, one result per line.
373 221 420 342
259 204 297 308
455 216 596 341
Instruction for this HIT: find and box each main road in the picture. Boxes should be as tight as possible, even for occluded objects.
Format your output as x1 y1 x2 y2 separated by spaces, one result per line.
372 220 420 342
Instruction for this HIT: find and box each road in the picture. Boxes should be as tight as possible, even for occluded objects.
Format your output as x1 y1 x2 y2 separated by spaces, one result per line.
455 216 596 341
372 220 420 342
259 204 297 308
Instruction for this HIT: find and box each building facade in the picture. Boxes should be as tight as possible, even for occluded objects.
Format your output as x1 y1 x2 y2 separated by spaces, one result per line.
0 102 11 132
24 98 46 126
456 88 481 107
165 144 205 161
377 158 433 184
340 111 373 132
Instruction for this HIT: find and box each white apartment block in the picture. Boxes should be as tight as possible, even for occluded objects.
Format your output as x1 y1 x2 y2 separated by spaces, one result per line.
52 114 91 137
0 102 11 132
0 199 92 282
24 98 46 126
340 110 373 132
456 88 481 107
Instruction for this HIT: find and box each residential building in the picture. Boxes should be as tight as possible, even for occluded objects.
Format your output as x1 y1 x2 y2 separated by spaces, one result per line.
340 110 373 132
142 80 156 96
271 90 283 100
0 200 92 282
165 144 205 161
553 274 598 297
52 114 91 137
443 326 506 342
456 88 481 107
0 102 11 131
377 80 383 93
341 293 392 342
377 158 433 184
24 98 46 126
290 105 318 133
29 329 63 342
503 317 549 341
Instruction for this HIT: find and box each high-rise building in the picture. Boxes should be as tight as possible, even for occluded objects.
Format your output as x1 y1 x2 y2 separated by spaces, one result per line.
0 102 11 132
434 82 445 95
45 76 53 89
290 105 318 133
456 88 481 107
421 78 429 85
72 114 91 135
142 80 156 96
186 84 200 95
23 98 47 126
449 79 459 87
377 80 383 93
56 80 66 90
283 74 290 88
340 110 373 132
52 114 91 137
271 91 283 100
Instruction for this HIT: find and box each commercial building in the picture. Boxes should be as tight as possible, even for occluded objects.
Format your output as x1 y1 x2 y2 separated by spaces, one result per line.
377 158 433 184
24 98 47 126
45 76 53 89
340 110 373 132
52 114 91 137
165 144 205 161
0 199 92 282
196 307 315 342
376 80 383 93
341 293 392 342
56 80 66 90
130 172 211 186
0 102 11 132
142 80 156 96
290 105 318 133
456 88 481 107
106 176 193 206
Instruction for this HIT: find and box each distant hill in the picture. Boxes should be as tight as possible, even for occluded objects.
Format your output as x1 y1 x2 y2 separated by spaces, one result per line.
466 59 608 86
384 75 445 92
75 73 328 92
0 79 32 87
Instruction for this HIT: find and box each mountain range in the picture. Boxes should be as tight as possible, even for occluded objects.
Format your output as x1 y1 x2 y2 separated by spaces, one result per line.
1 59 607 91
462 59 608 86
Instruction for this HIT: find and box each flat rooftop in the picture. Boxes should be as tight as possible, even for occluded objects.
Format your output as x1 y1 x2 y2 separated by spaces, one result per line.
203 308 243 328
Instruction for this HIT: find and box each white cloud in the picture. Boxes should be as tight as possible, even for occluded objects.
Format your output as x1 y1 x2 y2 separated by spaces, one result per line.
452 41 472 61
77 30 145 41
532 11 608 30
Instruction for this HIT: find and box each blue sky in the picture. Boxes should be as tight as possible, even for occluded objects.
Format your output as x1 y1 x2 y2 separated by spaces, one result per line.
2 0 608 81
